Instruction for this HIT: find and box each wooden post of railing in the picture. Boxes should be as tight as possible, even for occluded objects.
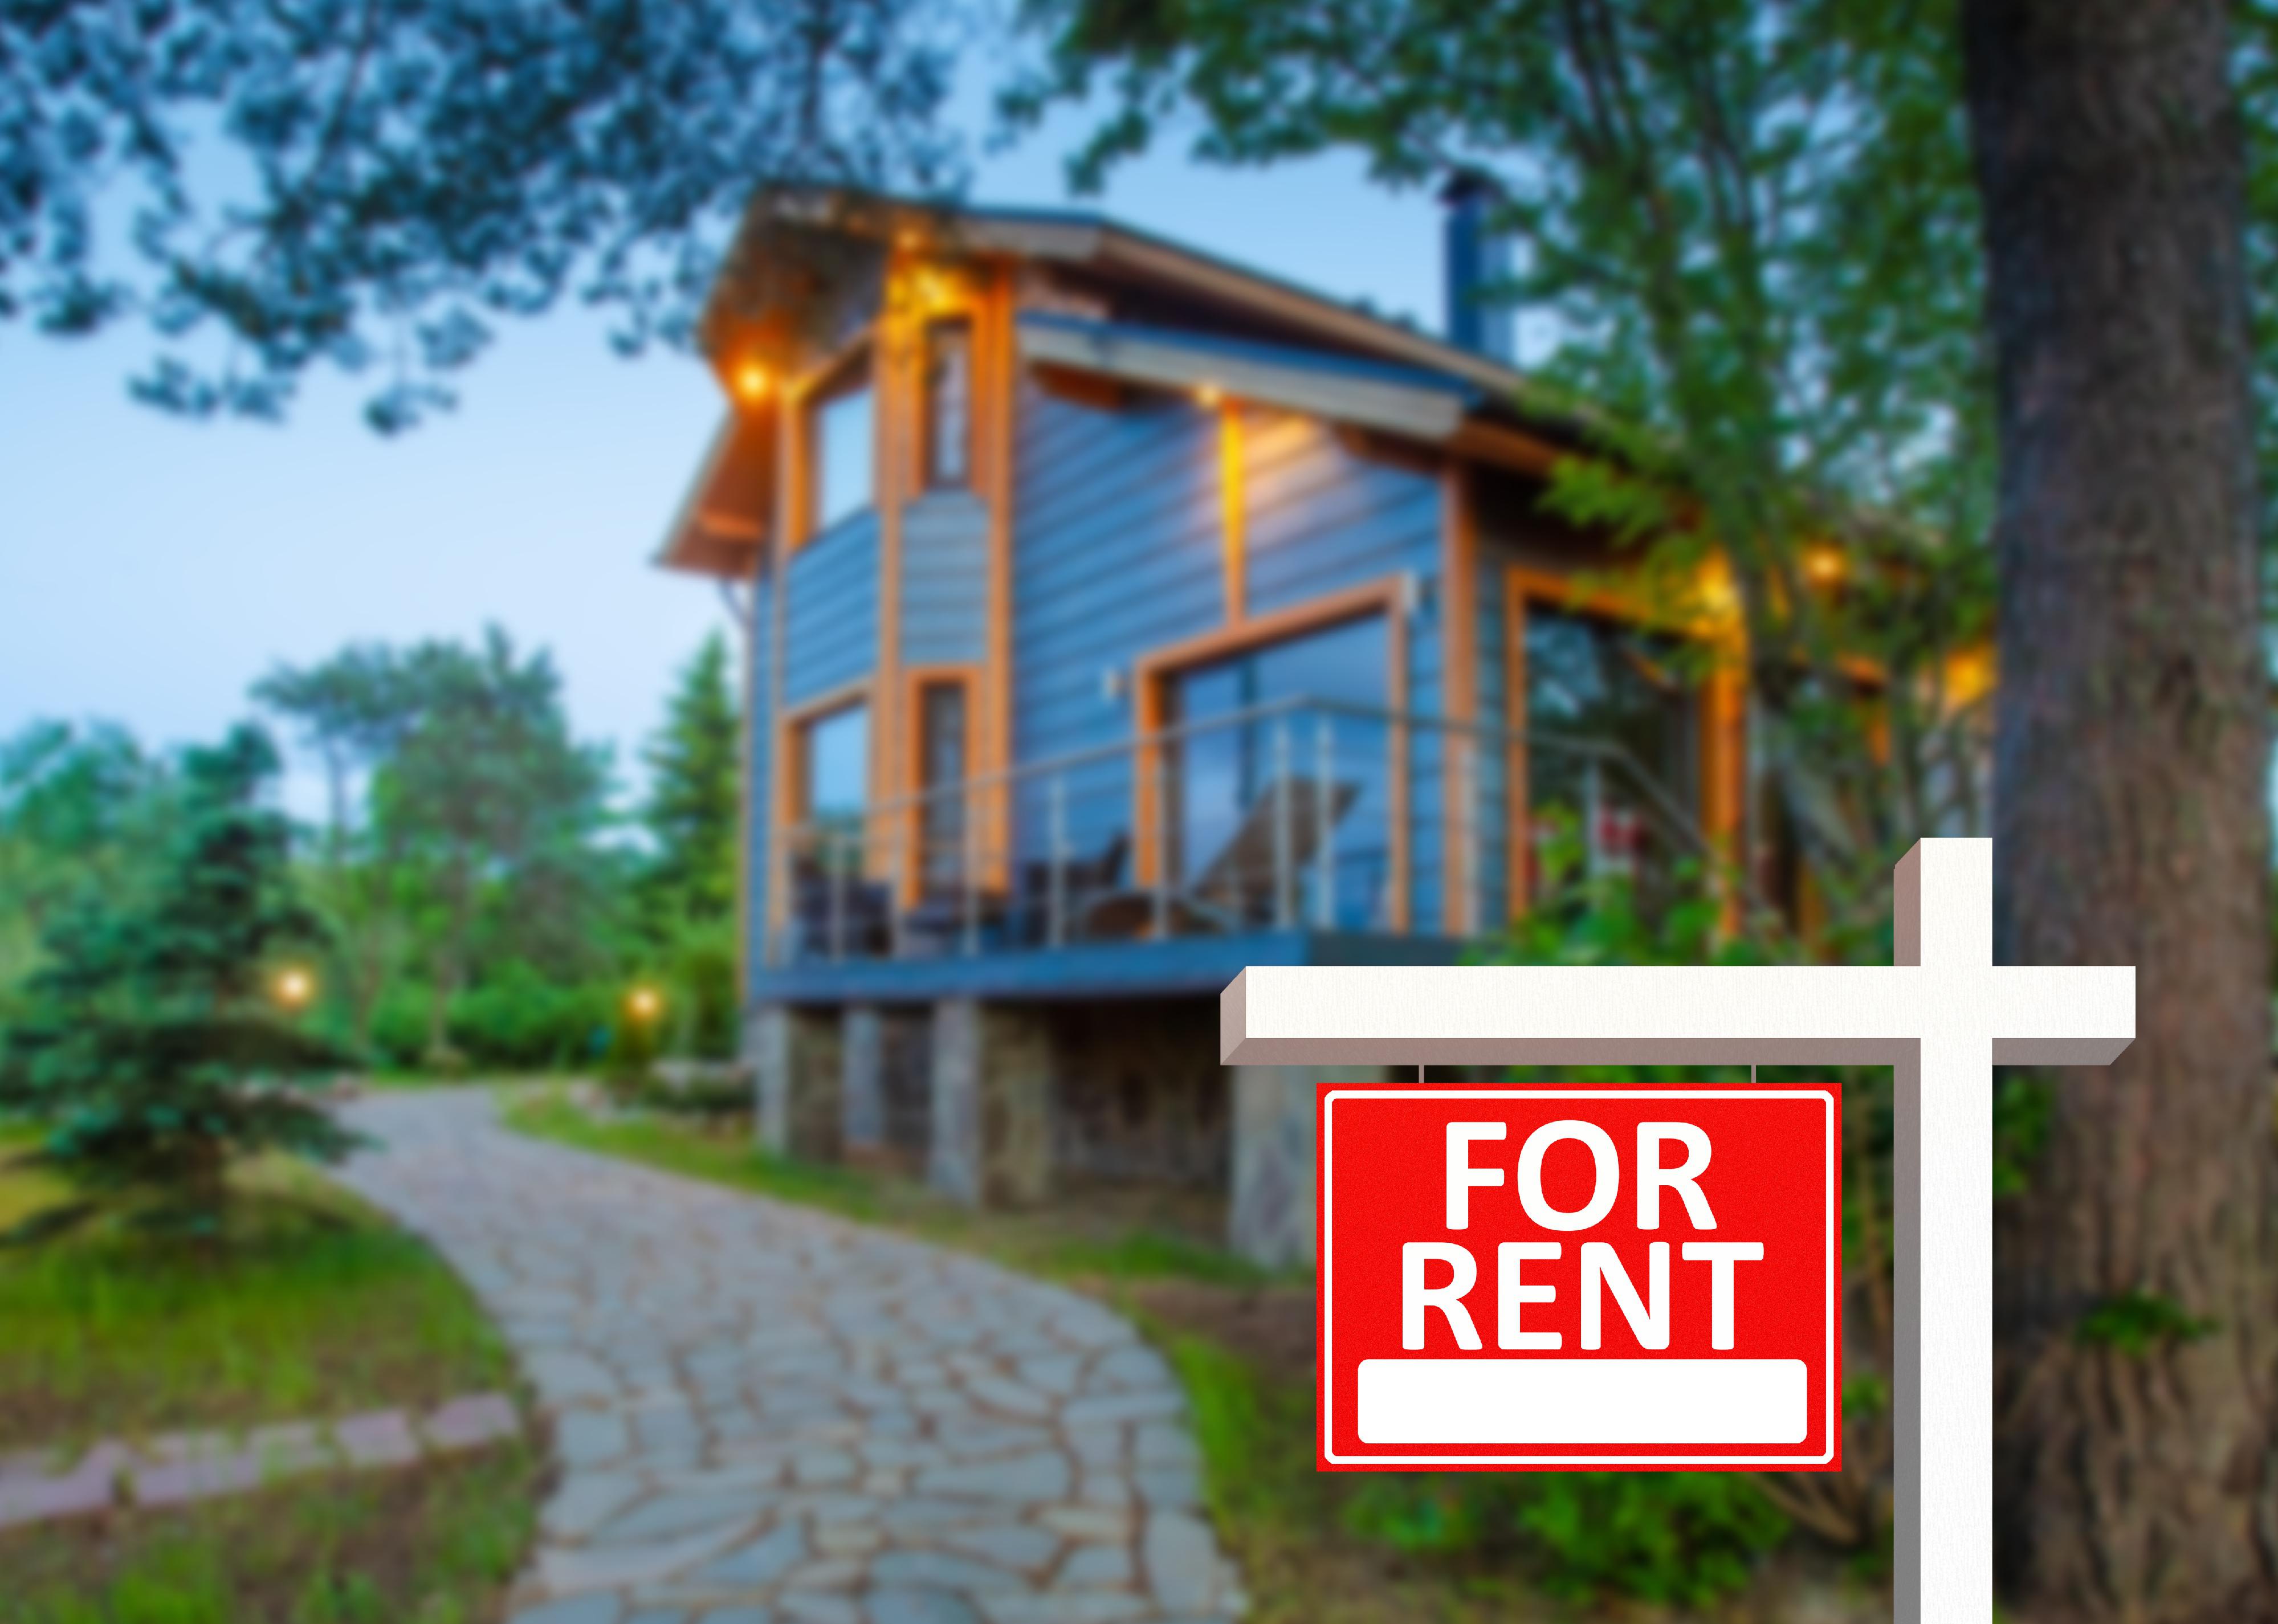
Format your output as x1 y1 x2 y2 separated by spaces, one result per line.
1272 717 1294 928
1049 773 1069 948
1313 711 1335 929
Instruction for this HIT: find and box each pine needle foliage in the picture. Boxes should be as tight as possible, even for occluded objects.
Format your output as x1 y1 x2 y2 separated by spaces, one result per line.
0 726 356 1239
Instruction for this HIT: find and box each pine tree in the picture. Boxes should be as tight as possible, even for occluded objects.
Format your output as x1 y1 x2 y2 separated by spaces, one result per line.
637 633 743 1059
0 725 355 1238
640 631 741 929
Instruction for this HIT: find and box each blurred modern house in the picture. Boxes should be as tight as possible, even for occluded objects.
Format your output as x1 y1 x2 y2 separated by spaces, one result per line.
656 187 1767 1266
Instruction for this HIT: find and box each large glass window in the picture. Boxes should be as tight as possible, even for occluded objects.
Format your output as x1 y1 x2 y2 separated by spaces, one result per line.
811 375 874 534
923 320 972 489
1523 607 1697 906
801 703 869 832
1163 613 1390 928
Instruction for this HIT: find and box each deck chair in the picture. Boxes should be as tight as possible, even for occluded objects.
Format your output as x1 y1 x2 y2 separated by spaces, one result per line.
789 855 893 958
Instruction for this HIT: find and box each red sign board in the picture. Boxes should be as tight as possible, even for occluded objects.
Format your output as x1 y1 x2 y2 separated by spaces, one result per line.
1318 1085 1841 1471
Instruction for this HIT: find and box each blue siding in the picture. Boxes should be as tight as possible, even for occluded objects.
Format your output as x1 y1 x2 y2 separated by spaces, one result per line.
783 511 879 705
1011 380 1223 864
1004 391 1455 929
1242 411 1441 615
1238 409 1448 931
900 491 988 667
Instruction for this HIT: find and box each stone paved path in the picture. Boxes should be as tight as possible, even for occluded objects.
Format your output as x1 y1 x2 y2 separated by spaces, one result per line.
337 1090 1246 1624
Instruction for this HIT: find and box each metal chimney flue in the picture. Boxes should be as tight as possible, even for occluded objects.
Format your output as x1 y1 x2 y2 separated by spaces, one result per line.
1441 171 1510 360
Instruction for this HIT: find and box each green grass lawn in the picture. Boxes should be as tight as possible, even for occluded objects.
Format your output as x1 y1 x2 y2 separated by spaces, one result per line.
2 1446 536 1624
0 1158 514 1450
504 1088 1274 1289
0 1139 540 1624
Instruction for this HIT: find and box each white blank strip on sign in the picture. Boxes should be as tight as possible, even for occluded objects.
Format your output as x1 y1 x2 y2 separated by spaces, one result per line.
1356 1359 1809 1445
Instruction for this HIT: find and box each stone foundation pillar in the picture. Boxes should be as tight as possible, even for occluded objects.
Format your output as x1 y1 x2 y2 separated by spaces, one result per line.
749 1003 843 1160
842 1005 886 1158
1229 1066 1388 1267
929 999 1053 1207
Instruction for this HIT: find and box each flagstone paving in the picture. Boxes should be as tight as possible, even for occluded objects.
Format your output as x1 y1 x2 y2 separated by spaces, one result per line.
337 1090 1247 1624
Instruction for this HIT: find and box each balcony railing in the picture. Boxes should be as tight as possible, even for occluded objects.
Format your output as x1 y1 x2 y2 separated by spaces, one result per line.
763 696 1726 968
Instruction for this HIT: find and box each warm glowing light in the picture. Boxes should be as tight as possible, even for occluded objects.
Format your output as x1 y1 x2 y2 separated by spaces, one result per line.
625 985 665 1025
1803 544 1847 586
1195 382 1224 407
896 227 924 252
732 362 772 403
272 965 316 1013
1695 564 1739 622
1943 647 1995 708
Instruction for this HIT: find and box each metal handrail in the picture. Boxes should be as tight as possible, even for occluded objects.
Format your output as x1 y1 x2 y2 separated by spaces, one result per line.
765 691 1765 966
777 691 1728 870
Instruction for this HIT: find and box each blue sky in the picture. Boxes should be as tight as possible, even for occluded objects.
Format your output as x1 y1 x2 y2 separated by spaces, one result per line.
0 85 1444 818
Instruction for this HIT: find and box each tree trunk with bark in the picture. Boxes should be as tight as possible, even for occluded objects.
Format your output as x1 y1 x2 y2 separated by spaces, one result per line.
1963 2 2276 1616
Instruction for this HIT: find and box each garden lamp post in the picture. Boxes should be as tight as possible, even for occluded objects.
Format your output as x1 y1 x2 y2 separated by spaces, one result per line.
271 965 317 1014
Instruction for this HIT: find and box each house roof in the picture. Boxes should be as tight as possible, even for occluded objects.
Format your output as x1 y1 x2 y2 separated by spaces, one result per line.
708 192 1592 435
660 191 1592 576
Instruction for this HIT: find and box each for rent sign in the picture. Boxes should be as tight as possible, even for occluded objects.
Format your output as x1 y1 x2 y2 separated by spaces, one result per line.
1319 1086 1841 1471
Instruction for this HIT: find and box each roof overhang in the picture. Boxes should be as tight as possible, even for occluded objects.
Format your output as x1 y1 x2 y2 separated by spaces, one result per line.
702 189 1600 451
1018 313 1476 441
656 410 773 580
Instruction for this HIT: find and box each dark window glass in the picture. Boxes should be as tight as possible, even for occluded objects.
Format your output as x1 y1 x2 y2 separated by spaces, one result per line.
924 321 972 489
918 682 968 887
1163 614 1390 928
1523 607 1697 906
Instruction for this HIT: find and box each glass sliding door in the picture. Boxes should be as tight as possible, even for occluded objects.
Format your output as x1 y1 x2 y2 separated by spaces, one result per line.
1522 605 1698 910
1162 612 1391 929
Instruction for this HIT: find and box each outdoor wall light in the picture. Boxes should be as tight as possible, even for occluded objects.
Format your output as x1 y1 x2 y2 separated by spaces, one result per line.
625 985 665 1025
732 362 772 403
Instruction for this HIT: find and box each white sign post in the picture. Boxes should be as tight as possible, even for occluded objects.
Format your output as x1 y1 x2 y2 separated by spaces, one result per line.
1221 838 2134 1621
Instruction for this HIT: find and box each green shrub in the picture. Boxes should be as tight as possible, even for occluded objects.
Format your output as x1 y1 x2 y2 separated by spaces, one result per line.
365 968 612 1073
1344 1470 1788 1605
450 962 610 1070
638 1067 752 1117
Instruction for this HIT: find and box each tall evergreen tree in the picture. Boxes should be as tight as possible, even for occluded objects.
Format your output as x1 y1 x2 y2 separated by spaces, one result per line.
0 725 353 1237
640 631 741 929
